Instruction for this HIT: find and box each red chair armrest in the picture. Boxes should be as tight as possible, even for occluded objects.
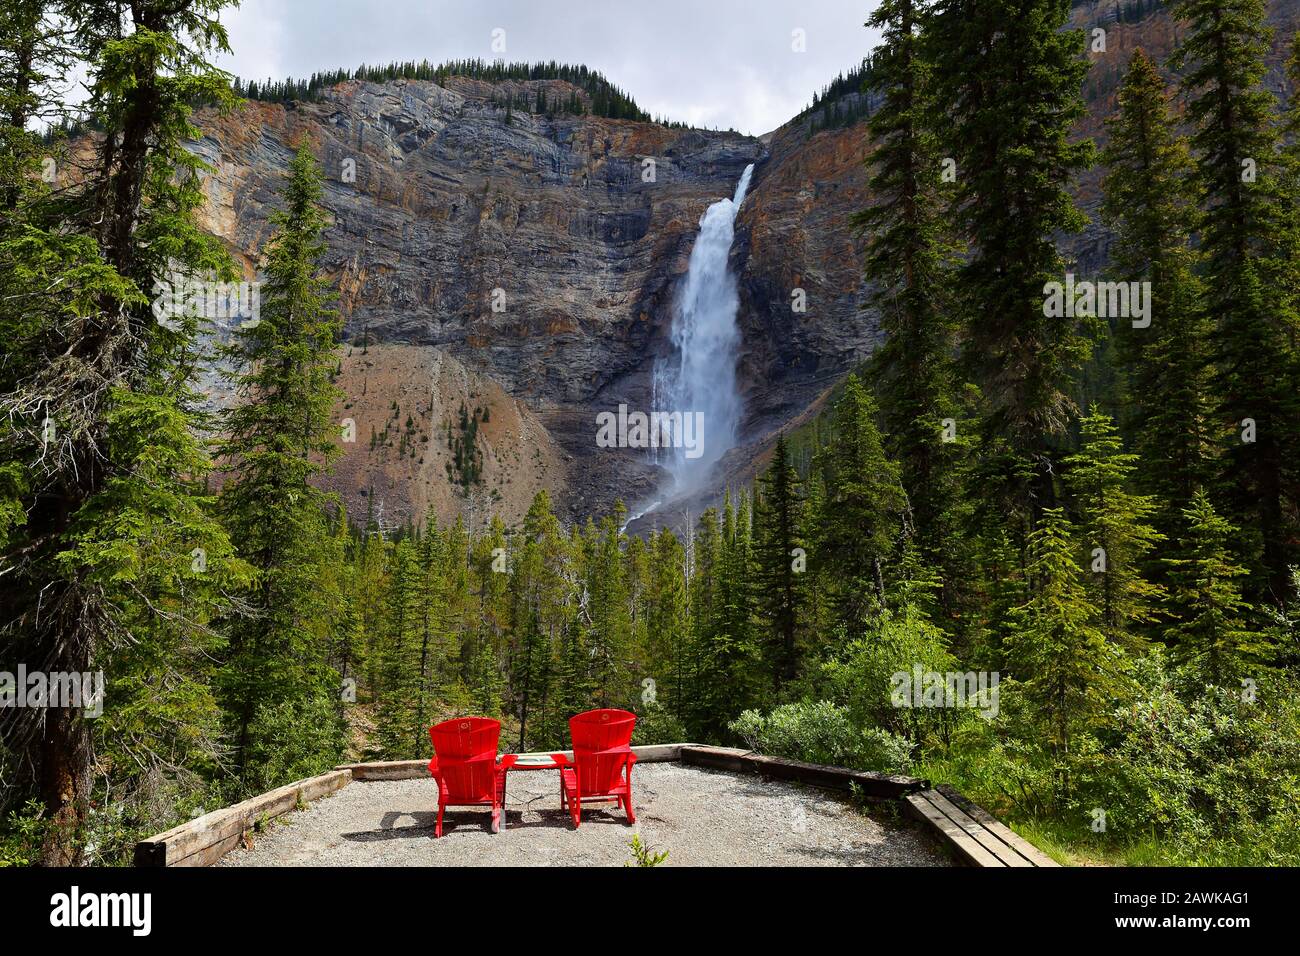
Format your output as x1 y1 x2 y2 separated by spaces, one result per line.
497 754 518 772
587 745 635 758
427 757 440 776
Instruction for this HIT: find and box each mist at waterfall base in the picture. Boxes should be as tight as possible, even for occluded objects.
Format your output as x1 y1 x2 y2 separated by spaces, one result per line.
628 164 754 530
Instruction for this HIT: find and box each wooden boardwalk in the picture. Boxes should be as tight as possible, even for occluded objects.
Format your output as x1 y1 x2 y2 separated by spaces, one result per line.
904 785 1058 867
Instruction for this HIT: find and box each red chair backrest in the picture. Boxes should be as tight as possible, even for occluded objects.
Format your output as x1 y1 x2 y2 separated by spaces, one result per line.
429 717 500 802
569 709 636 794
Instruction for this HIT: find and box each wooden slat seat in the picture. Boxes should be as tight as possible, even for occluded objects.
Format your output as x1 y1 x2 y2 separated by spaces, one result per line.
904 787 1059 867
936 784 1059 867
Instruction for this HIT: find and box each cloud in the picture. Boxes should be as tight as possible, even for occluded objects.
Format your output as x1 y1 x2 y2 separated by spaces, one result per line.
213 0 882 135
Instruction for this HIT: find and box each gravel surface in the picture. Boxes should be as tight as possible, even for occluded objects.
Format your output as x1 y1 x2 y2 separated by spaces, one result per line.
219 762 951 867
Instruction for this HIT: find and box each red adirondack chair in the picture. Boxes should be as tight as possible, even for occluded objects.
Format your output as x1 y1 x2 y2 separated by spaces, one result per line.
561 708 637 828
427 717 515 837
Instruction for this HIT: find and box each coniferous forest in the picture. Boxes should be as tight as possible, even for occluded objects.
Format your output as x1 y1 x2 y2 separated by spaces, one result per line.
2 0 1300 872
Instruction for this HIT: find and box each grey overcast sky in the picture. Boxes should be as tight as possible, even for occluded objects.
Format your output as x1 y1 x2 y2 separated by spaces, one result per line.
214 0 883 136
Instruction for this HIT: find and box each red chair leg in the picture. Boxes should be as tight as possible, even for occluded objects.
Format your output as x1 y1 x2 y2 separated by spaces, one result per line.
561 769 581 828
624 786 636 824
491 804 501 834
436 801 445 839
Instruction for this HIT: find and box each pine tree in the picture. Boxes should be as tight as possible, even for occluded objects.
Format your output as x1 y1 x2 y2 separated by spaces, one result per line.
812 375 909 626
684 508 723 738
797 466 834 641
645 527 690 720
1100 48 1218 532
1062 408 1164 652
0 0 245 863
853 0 963 564
508 492 569 747
751 435 805 690
373 538 421 757
1170 0 1300 601
713 491 760 712
217 144 346 781
928 0 1095 522
326 505 364 719
1005 508 1124 792
585 504 633 709
414 525 454 749
1162 491 1271 685
467 515 508 716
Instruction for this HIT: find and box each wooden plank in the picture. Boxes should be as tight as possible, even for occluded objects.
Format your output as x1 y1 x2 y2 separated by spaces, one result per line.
925 789 1032 867
299 769 351 802
336 759 427 781
936 784 1059 867
904 792 1005 867
677 745 752 774
159 782 301 864
680 745 925 798
629 743 687 763
135 769 352 867
173 830 246 868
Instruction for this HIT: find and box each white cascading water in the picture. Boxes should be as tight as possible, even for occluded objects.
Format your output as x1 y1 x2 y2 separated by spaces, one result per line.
657 162 755 495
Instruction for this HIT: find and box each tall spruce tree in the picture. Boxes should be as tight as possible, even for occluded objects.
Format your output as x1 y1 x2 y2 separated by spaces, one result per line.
853 0 963 567
684 507 724 737
1005 507 1123 795
714 491 760 711
217 144 346 782
373 537 421 758
0 0 244 863
1062 408 1164 652
752 435 805 691
509 493 558 747
645 527 690 719
1100 48 1218 533
1170 0 1300 602
1162 491 1271 685
812 375 909 626
584 505 633 709
928 0 1095 527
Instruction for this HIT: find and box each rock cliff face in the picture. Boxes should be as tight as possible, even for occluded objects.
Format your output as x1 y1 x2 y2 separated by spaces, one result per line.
191 74 854 527
189 1 1300 530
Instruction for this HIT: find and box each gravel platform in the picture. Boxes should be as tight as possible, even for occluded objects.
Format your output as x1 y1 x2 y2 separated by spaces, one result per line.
219 762 951 867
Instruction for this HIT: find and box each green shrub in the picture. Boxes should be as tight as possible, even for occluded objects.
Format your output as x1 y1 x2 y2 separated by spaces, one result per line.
816 607 962 746
237 696 348 798
0 800 48 867
730 700 912 774
1077 655 1300 846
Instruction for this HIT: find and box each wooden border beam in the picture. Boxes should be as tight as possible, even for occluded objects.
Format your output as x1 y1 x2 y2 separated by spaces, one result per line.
679 744 926 798
133 769 352 867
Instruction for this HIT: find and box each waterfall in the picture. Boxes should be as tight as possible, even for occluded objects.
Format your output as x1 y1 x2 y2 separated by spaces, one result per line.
657 163 754 496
